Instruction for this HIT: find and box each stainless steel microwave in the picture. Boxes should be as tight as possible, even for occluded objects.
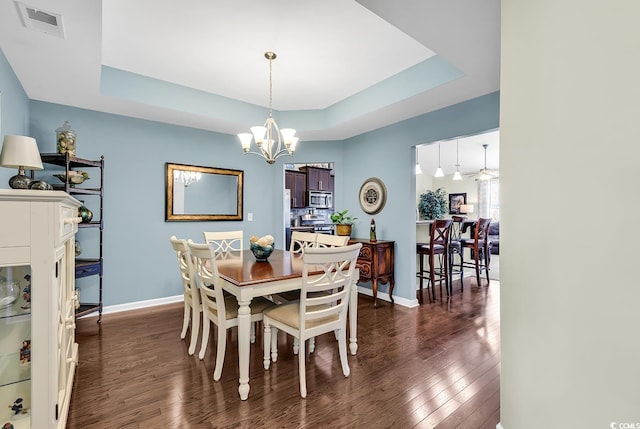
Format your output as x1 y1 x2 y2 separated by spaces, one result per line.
308 191 332 208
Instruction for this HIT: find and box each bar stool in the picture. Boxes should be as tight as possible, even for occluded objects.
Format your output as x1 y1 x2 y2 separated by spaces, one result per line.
416 219 452 304
448 215 466 295
460 217 492 289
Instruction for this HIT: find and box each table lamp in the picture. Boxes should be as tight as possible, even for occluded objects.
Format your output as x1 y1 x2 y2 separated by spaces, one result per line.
0 135 44 189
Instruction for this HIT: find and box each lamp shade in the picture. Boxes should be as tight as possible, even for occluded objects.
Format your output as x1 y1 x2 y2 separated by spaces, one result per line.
0 135 43 170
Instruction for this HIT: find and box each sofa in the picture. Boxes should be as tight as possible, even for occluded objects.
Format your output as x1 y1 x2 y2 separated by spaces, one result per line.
488 221 500 255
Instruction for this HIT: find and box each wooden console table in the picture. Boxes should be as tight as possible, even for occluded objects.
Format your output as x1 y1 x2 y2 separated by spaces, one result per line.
348 238 395 307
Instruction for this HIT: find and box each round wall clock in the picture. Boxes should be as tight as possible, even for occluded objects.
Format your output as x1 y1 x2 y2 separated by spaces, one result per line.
359 177 387 215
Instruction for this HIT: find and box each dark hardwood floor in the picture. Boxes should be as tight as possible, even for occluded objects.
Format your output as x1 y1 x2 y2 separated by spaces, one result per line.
68 279 500 429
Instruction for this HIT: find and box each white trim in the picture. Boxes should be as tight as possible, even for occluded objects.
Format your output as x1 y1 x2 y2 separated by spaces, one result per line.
79 294 183 318
356 286 419 308
497 423 504 429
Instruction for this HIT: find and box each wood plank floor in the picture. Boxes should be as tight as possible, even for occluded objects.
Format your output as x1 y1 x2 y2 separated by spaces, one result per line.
68 279 500 429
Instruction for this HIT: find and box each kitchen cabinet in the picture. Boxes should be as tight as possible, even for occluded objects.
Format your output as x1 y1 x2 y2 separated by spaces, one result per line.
300 166 332 192
285 170 306 208
0 190 80 429
348 238 395 307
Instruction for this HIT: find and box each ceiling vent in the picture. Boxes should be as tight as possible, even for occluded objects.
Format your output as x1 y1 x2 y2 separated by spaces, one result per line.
15 1 65 38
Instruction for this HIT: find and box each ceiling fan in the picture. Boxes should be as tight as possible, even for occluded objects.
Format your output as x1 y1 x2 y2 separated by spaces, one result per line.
467 144 499 180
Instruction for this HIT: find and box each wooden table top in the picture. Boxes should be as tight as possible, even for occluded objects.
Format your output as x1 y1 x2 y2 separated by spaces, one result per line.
215 249 320 287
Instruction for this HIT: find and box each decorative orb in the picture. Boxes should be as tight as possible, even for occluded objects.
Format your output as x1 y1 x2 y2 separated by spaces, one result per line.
250 242 274 261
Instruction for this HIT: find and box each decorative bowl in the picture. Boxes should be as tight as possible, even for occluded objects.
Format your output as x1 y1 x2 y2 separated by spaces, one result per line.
53 171 90 187
250 242 274 261
0 278 20 309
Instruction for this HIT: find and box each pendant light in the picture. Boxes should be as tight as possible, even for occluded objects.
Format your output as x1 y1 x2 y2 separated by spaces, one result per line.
478 144 493 180
434 143 444 177
453 139 462 181
415 146 422 175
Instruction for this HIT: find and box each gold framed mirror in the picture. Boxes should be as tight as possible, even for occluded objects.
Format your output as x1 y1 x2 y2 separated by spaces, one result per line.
165 162 243 221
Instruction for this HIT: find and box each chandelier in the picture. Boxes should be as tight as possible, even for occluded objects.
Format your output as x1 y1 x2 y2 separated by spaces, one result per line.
175 170 201 187
237 52 298 164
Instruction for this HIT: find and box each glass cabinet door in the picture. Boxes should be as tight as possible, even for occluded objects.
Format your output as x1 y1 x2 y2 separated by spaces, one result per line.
0 265 32 429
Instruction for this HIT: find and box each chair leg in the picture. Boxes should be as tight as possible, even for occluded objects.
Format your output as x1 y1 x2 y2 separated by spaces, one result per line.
338 328 350 378
429 252 436 302
213 323 226 381
250 321 256 344
418 252 425 304
459 249 465 291
293 337 300 355
198 315 210 360
180 302 190 339
309 336 316 354
443 252 450 298
484 246 491 285
474 247 482 287
298 336 307 398
188 307 200 356
263 323 272 370
271 327 278 362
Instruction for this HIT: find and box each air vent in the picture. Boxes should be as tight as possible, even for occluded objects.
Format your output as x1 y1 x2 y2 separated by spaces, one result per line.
15 1 65 38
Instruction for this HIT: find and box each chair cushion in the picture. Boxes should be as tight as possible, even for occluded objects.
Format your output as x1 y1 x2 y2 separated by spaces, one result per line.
221 295 274 320
460 238 486 247
416 243 445 253
264 302 337 329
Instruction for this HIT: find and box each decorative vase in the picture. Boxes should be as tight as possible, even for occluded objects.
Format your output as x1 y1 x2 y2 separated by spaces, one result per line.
56 121 77 156
250 242 274 261
78 202 93 223
0 278 20 309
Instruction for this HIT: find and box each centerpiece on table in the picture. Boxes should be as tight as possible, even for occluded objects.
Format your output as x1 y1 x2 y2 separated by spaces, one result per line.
249 234 275 261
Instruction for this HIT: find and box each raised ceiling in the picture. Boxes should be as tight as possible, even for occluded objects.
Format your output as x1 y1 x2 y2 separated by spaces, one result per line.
0 0 500 142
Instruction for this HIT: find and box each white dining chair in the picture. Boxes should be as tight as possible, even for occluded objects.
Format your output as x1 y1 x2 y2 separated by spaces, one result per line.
262 243 362 398
289 231 317 253
203 230 243 253
290 232 350 354
188 240 275 381
315 234 349 248
169 236 201 356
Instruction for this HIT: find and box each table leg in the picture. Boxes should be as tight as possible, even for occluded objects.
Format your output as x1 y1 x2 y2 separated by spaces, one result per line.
237 298 252 400
349 279 358 355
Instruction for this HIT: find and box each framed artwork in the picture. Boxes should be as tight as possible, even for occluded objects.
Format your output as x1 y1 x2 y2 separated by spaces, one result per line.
359 177 387 215
448 192 466 215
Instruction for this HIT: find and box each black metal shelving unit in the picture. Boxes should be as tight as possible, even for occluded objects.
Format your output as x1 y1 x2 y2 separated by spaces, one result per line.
37 153 104 322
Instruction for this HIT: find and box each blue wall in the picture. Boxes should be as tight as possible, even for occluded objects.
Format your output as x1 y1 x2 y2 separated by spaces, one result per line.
0 49 30 184
342 93 500 304
3 48 500 307
28 101 345 306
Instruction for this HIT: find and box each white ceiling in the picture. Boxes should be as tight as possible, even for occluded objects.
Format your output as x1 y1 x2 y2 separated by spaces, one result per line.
0 0 500 146
417 130 500 177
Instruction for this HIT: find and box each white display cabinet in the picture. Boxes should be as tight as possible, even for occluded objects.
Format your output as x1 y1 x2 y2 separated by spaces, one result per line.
0 190 80 429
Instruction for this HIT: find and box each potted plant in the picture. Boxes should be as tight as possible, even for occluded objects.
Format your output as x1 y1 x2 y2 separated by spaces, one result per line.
418 188 448 219
330 209 358 236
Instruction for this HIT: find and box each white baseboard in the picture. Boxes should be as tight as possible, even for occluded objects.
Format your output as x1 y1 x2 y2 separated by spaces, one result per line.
82 287 420 319
79 294 184 318
356 286 419 308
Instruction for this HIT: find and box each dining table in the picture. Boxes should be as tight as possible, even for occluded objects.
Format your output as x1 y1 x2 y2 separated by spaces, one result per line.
215 248 360 400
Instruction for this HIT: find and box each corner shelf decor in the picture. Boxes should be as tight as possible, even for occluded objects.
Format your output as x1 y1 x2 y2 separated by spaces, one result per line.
35 153 105 322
